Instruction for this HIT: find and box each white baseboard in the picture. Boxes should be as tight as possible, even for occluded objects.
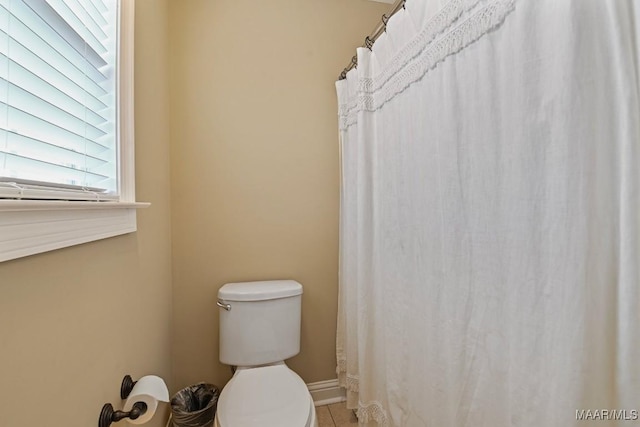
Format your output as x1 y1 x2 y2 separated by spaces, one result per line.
307 379 346 406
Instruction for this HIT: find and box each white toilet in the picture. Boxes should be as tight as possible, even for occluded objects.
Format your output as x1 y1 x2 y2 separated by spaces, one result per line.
214 280 318 427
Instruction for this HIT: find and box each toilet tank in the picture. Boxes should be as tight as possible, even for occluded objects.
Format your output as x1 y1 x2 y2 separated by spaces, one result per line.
217 280 302 367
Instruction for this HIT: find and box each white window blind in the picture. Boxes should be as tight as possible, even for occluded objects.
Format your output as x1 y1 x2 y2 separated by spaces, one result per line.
0 0 119 200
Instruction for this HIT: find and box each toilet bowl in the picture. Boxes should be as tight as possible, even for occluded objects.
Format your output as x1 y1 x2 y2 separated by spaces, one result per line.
214 363 317 427
214 280 316 427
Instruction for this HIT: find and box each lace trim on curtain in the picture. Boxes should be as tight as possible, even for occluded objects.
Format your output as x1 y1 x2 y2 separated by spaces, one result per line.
358 401 390 427
337 0 476 123
338 0 516 130
338 372 360 393
362 0 480 95
336 353 346 372
337 350 360 392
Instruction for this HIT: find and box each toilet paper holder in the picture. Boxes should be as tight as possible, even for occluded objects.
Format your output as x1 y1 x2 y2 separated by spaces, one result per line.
99 401 148 427
120 374 137 399
98 375 147 427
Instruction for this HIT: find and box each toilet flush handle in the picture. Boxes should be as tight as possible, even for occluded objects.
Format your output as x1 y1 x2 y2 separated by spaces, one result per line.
216 300 231 311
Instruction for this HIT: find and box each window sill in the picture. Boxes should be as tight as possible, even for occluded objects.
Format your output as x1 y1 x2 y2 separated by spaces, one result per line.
0 201 150 262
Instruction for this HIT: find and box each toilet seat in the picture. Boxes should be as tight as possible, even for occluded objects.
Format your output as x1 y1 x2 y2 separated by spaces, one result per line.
216 363 313 427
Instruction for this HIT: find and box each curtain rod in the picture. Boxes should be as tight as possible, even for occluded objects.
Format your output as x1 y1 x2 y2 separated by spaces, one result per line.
338 0 407 80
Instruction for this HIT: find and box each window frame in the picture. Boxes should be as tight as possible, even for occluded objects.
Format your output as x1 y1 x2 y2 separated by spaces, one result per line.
0 0 149 263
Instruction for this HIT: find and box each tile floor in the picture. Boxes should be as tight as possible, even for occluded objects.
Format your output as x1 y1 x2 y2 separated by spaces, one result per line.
317 402 358 427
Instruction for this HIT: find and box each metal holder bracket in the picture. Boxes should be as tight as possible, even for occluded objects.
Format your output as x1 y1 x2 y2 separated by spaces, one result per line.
98 375 144 427
99 401 147 427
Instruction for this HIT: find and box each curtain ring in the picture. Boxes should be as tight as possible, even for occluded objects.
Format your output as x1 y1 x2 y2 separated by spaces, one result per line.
402 0 406 9
381 13 389 31
351 55 358 67
365 36 374 50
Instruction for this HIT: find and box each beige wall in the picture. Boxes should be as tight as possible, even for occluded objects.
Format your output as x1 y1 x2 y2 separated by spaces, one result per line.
0 1 173 426
0 2 389 424
169 0 388 388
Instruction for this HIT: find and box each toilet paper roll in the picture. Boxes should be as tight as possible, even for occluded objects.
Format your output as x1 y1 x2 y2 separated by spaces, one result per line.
123 375 169 425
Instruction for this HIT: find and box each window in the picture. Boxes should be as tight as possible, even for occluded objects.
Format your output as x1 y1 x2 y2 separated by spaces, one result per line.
0 0 147 262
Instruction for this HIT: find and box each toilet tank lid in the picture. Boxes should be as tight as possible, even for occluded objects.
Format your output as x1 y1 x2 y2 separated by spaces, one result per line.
218 280 302 301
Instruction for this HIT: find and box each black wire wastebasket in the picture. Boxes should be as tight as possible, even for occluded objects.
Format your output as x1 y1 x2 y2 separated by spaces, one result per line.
170 383 220 427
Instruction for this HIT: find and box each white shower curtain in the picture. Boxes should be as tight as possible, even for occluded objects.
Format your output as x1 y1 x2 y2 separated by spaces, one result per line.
336 1 640 426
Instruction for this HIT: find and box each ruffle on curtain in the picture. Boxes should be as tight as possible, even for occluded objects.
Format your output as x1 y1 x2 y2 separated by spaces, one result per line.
338 0 515 130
